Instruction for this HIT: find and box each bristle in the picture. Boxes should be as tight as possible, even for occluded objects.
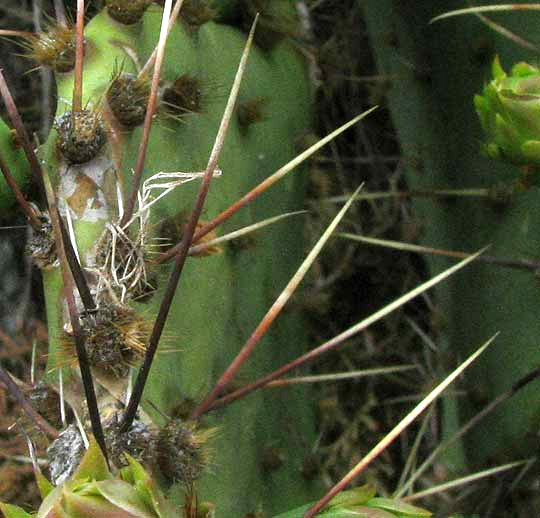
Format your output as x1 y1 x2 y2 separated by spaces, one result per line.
94 224 155 303
104 414 153 468
0 366 59 440
179 0 216 29
260 446 285 473
25 209 58 270
237 97 267 132
158 212 223 257
162 74 205 115
107 72 151 128
55 109 107 164
132 271 159 302
152 419 214 486
60 304 150 378
0 152 41 229
170 397 197 421
117 308 151 355
73 0 86 114
105 0 153 25
28 24 77 73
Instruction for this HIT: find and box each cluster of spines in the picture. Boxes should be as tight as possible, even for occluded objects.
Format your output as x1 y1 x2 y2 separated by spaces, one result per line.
47 411 212 488
55 109 107 164
152 419 214 486
60 304 150 378
158 211 223 257
0 1 367 516
25 209 57 269
106 71 151 128
3 0 298 479
162 74 205 115
25 23 77 73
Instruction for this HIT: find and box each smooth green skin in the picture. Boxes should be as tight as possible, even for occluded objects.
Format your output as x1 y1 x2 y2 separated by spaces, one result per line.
360 2 540 470
42 6 318 517
0 118 30 212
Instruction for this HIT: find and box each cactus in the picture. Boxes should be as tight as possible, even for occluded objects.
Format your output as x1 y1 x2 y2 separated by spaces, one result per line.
360 0 540 475
0 1 497 517
0 1 318 515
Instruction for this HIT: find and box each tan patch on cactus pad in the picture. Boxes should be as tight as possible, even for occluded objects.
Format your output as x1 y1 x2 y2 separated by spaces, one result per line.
58 155 117 223
66 174 101 218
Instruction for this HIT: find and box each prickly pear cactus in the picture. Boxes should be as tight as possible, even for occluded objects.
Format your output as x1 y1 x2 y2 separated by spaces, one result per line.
361 1 540 469
0 1 319 516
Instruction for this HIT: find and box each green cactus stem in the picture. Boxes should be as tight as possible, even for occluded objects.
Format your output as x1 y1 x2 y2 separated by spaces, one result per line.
361 0 540 477
0 1 319 515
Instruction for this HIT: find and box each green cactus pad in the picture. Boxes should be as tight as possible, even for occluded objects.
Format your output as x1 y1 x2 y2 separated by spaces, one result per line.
361 0 540 475
34 2 317 516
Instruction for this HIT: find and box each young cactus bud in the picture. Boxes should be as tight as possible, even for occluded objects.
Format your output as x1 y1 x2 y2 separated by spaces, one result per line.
475 56 540 167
